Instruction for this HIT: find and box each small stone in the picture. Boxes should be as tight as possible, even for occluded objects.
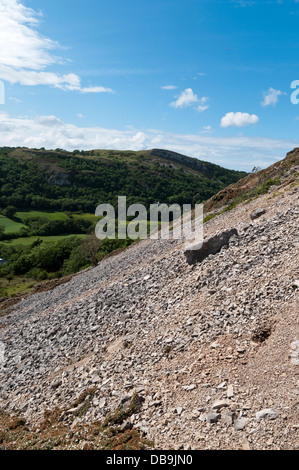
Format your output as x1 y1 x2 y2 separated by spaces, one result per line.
227 385 234 398
256 408 278 421
183 384 196 391
205 412 221 423
289 340 299 366
50 379 62 390
66 403 85 415
234 417 249 430
211 399 229 410
237 346 246 354
139 426 149 436
217 381 227 389
120 420 133 430
90 325 100 332
149 400 162 407
99 397 106 408
221 411 235 425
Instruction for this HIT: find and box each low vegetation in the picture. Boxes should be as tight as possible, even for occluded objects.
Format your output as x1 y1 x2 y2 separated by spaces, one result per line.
0 393 152 450
203 177 282 223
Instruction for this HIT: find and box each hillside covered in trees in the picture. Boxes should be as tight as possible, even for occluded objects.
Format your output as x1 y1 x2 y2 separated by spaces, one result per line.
0 147 247 213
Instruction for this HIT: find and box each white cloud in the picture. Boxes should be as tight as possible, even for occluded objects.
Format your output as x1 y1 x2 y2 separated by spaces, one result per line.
197 105 209 112
170 88 199 108
261 87 284 107
170 88 209 112
0 0 113 93
0 0 57 70
196 96 209 112
80 86 114 94
201 125 212 133
220 112 259 127
0 112 296 171
161 85 178 90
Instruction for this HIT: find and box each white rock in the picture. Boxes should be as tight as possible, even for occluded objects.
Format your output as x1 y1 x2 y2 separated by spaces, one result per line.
234 417 249 430
256 408 278 421
211 400 229 410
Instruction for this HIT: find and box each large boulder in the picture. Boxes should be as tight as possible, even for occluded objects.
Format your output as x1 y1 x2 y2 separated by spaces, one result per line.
184 228 238 265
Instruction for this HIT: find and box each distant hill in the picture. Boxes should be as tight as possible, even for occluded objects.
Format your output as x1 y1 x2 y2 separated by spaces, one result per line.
0 147 247 213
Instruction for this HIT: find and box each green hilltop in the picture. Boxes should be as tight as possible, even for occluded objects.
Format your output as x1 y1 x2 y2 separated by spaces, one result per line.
0 147 247 213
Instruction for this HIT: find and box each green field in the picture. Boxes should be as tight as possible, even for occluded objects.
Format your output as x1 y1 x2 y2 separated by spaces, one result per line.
72 212 99 223
1 234 87 247
16 210 98 223
0 210 95 249
1 210 98 239
16 211 70 222
0 215 26 234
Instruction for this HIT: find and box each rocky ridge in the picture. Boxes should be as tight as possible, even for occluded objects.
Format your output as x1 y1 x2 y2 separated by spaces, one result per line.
0 156 298 450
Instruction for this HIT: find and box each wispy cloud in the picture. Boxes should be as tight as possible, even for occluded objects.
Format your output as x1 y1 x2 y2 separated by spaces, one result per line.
0 0 113 93
161 85 178 90
232 0 257 7
0 112 296 171
9 96 23 103
261 87 285 106
220 112 259 127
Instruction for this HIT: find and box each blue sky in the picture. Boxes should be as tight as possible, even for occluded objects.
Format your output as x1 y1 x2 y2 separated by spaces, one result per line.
0 0 299 170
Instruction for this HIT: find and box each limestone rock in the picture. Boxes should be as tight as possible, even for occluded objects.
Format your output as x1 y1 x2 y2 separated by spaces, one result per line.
250 208 266 220
184 228 238 265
